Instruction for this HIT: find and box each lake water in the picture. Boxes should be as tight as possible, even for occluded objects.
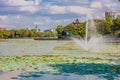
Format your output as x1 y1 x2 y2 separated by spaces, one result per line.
0 39 110 58
0 39 120 80
0 39 69 56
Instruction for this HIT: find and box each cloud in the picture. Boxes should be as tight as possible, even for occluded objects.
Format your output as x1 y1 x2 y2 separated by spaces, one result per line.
52 0 90 4
7 0 41 6
19 6 39 13
48 5 66 14
90 1 102 8
33 21 44 25
0 0 120 30
16 15 20 19
0 16 7 20
68 6 92 15
35 0 41 5
99 0 119 8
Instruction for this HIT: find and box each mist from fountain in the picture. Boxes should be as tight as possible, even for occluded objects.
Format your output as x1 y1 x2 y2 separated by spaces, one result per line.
73 15 106 52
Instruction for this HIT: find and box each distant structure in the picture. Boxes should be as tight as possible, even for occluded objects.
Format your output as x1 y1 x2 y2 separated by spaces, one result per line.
105 11 119 19
117 13 120 18
35 25 40 32
44 28 56 33
93 19 102 23
72 19 82 25
0 27 6 30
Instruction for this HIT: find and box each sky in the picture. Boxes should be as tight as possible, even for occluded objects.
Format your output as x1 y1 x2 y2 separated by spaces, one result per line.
0 0 120 31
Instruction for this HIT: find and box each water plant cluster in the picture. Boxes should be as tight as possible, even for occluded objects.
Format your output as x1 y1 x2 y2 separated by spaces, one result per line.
0 55 120 80
53 42 78 50
0 55 118 72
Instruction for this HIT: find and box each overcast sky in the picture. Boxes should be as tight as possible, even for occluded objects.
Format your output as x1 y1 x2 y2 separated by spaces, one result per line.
0 0 120 30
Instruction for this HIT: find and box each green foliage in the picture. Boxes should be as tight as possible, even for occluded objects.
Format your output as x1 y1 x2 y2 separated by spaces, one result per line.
0 17 119 39
0 28 43 39
45 32 57 38
65 23 85 38
98 17 113 35
56 25 65 38
36 32 45 38
111 17 120 36
56 25 64 33
0 30 10 38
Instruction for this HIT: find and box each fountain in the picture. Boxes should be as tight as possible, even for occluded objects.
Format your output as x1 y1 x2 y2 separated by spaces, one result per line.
73 15 106 52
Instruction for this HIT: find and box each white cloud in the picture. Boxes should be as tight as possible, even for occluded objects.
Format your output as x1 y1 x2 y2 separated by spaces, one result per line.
19 6 39 13
0 16 7 20
33 21 44 25
35 0 41 5
91 1 102 8
48 5 66 14
68 6 92 15
7 0 41 6
16 15 20 19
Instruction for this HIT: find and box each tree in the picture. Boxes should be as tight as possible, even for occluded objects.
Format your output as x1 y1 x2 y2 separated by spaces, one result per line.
65 23 85 38
0 31 4 38
56 25 64 33
111 17 120 37
56 25 64 38
45 32 57 38
37 32 45 38
98 17 113 35
0 30 10 38
9 30 14 38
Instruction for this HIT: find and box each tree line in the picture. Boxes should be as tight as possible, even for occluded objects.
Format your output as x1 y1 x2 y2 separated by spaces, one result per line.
56 17 120 39
0 17 120 39
0 28 57 39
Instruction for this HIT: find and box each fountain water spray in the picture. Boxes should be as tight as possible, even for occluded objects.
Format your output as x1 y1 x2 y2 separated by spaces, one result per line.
73 14 105 52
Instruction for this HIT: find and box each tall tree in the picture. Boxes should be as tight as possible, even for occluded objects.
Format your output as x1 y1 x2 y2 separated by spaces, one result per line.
56 25 64 38
99 17 113 35
56 25 64 33
65 23 85 38
112 17 120 36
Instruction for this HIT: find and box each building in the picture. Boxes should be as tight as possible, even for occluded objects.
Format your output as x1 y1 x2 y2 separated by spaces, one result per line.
0 27 6 30
93 19 102 23
117 13 120 18
72 19 82 25
105 11 118 19
44 28 56 33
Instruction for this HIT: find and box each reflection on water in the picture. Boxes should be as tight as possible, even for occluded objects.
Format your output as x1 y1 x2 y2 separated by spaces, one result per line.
17 73 109 80
0 39 68 56
15 63 120 80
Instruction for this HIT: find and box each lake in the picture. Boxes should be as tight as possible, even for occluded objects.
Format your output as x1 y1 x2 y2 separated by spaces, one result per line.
0 39 120 80
0 39 69 56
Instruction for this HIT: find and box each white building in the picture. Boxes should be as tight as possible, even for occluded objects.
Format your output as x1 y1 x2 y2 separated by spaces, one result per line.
105 11 120 19
44 28 56 33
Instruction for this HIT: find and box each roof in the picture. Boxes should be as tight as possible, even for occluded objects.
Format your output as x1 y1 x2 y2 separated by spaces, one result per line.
0 27 6 30
72 19 82 25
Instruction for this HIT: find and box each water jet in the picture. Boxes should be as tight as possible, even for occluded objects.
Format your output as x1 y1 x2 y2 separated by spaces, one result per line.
73 15 106 52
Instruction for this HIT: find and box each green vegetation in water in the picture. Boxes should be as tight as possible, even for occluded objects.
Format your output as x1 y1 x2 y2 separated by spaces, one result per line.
106 45 120 50
53 42 79 50
0 55 119 80
0 55 117 72
0 39 8 42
